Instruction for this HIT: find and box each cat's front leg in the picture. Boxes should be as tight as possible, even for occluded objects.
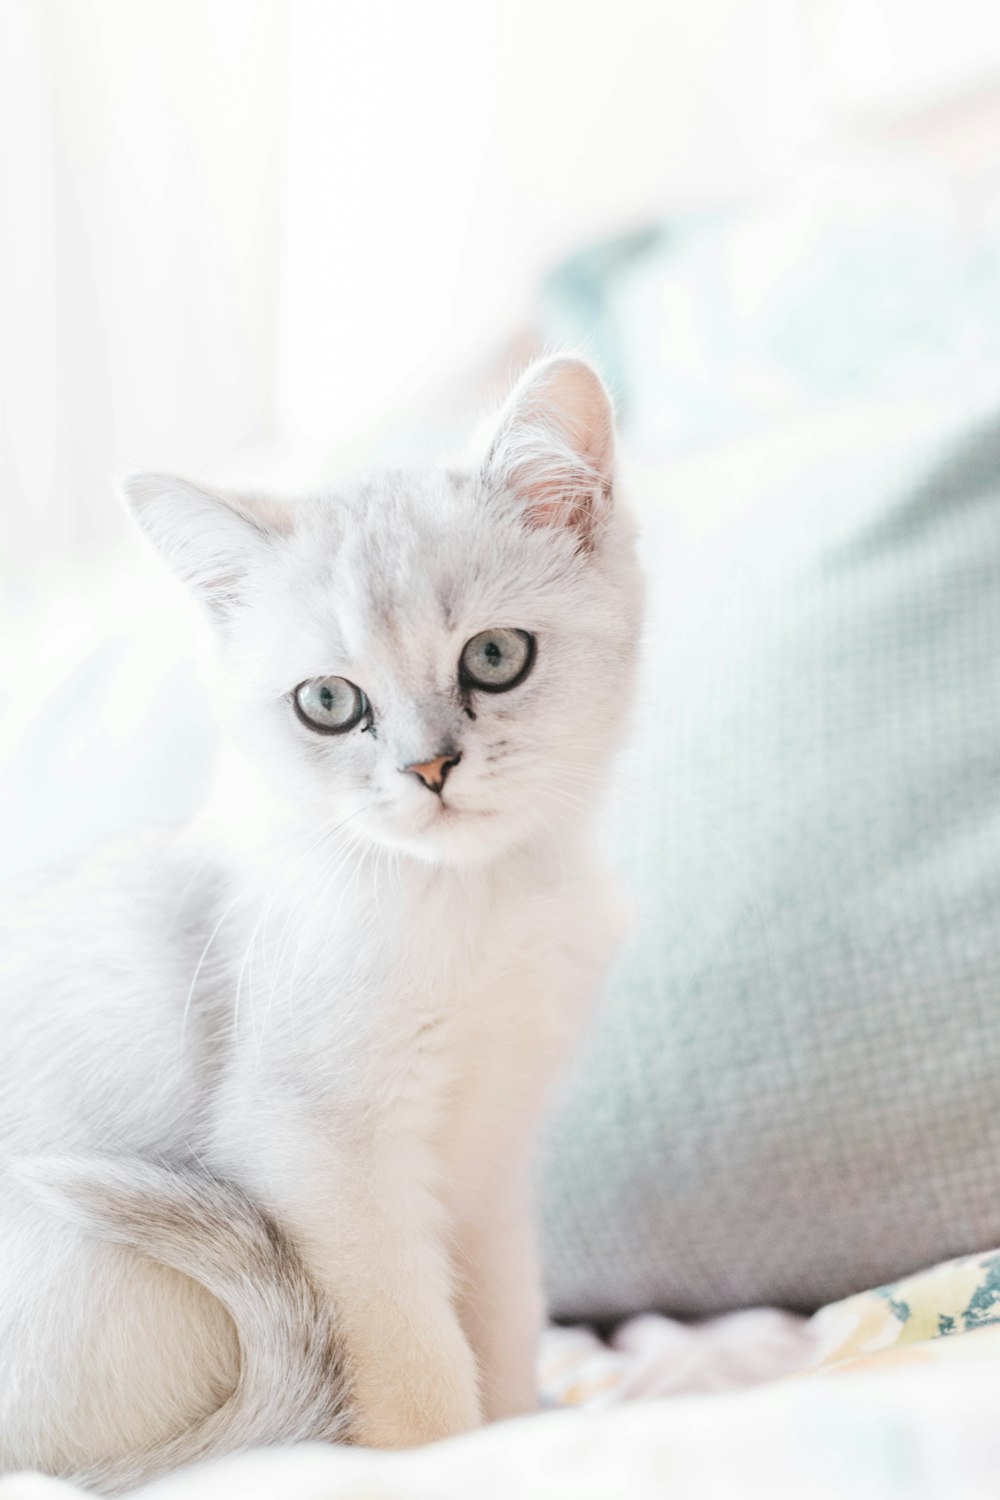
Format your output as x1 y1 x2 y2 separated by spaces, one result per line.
444 1073 553 1422
446 899 622 1423
241 1131 482 1449
327 1201 483 1451
453 1171 543 1422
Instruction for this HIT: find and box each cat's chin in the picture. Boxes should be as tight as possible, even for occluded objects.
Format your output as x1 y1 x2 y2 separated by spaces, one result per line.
361 802 523 868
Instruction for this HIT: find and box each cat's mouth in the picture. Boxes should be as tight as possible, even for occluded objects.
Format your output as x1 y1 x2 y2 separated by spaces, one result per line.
357 792 512 865
375 796 499 843
422 798 497 826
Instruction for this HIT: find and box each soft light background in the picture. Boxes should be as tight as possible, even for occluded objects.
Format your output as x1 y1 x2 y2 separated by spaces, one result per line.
5 0 1000 603
3 0 1000 873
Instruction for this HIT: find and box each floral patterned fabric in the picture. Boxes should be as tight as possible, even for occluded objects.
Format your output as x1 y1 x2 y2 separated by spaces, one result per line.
538 1249 1000 1409
809 1249 1000 1374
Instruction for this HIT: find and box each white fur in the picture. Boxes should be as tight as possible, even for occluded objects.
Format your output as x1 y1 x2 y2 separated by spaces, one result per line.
0 358 642 1486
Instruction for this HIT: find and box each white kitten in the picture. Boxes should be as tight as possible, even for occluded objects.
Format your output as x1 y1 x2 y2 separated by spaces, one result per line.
0 357 642 1491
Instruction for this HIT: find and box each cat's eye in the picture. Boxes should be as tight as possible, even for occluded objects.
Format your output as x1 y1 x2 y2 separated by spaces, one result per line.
293 676 369 734
459 628 535 693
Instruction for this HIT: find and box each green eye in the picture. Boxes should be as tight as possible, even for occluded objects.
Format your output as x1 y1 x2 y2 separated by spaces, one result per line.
293 676 369 734
459 628 535 693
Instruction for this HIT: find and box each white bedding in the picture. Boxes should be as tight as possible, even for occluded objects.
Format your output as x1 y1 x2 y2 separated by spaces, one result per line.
4 1357 999 1500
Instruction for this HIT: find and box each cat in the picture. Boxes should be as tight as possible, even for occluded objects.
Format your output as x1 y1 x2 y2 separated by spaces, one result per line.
0 356 642 1492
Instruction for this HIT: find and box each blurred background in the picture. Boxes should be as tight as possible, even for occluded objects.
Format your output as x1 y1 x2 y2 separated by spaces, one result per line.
6 0 1000 872
6 0 1000 603
11 0 1000 1323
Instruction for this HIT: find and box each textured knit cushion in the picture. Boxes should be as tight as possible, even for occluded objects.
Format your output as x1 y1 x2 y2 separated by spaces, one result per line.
540 383 1000 1318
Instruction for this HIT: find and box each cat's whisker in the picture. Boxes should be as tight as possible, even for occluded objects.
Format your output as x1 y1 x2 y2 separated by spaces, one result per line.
180 888 248 1053
226 808 352 1053
282 828 373 1026
259 807 373 1027
246 808 376 1057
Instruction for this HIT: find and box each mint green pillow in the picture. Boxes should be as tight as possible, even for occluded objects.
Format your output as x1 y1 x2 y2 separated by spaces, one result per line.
540 389 1000 1317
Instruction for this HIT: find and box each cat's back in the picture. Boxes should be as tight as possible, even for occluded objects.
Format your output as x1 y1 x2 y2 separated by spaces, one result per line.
0 831 222 1156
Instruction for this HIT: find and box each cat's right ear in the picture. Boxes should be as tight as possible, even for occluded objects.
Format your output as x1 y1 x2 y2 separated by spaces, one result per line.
120 473 294 624
481 356 616 552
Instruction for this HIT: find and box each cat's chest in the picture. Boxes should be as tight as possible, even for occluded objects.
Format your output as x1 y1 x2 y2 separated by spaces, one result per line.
279 858 576 1061
351 875 544 1023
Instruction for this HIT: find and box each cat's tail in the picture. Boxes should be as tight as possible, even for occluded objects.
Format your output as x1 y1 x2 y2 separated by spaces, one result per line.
16 1154 349 1494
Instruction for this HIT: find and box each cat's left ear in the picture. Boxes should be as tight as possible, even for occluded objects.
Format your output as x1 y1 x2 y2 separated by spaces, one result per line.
482 355 615 550
120 473 295 625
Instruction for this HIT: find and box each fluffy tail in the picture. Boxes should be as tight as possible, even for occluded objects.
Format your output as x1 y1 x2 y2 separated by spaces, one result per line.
18 1155 349 1494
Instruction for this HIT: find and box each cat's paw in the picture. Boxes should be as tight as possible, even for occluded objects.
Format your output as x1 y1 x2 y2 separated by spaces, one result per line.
351 1386 481 1450
481 1383 540 1424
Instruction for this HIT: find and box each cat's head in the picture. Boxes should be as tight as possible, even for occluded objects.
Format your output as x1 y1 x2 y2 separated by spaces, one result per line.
125 357 642 867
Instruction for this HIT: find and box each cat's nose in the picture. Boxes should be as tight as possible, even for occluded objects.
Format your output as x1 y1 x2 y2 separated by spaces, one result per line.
402 751 462 794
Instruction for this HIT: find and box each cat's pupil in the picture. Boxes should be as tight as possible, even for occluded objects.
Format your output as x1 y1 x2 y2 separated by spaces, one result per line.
484 641 501 664
320 685 334 711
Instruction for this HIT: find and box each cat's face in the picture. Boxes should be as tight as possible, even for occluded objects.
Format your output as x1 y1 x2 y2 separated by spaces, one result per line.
126 358 642 867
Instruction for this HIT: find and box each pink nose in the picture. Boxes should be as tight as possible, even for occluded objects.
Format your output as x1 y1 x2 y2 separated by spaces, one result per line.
403 751 461 794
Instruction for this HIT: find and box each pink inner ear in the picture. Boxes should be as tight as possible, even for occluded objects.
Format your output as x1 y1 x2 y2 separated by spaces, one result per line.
515 445 608 543
489 359 615 548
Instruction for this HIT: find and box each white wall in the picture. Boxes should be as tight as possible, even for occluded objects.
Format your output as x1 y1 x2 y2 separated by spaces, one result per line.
276 0 821 450
3 0 1000 610
0 0 288 602
816 0 1000 114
